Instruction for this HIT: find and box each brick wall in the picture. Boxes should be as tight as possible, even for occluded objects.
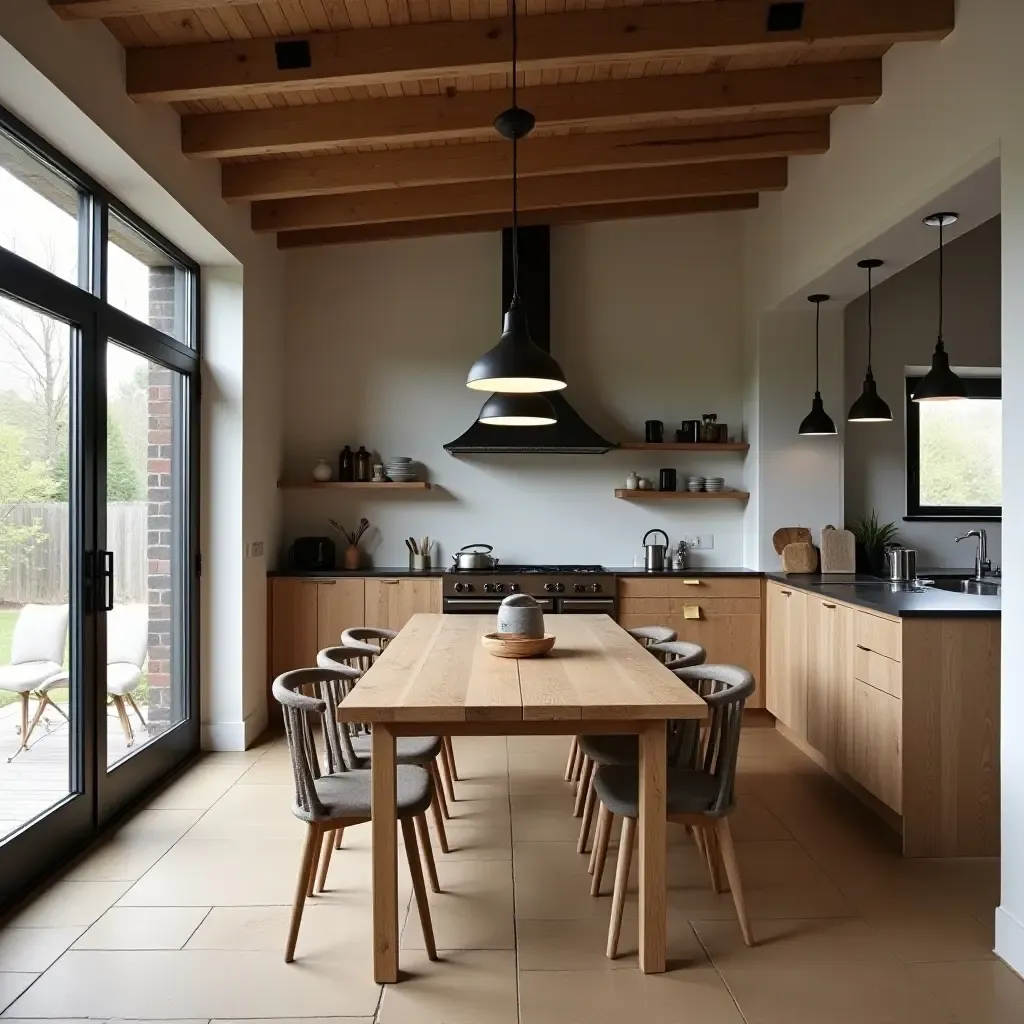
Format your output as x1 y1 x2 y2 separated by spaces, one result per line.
146 267 176 728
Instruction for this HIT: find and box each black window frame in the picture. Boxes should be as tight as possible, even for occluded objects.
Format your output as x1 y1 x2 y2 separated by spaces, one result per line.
905 374 1002 521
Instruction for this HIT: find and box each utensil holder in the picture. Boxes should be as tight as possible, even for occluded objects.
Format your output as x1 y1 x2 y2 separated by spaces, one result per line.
410 553 431 572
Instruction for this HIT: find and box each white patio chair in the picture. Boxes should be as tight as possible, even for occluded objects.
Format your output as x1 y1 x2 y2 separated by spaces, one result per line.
105 604 150 747
0 604 69 758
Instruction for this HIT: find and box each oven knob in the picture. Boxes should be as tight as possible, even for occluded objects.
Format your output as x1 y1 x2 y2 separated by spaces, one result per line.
454 582 465 593
574 583 585 593
590 583 602 593
555 582 565 593
483 583 494 593
494 583 505 593
544 582 555 592
508 582 520 593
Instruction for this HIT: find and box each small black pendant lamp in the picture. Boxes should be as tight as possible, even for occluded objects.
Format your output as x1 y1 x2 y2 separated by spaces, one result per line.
477 392 556 426
912 212 967 402
799 294 837 436
465 0 567 396
848 258 893 423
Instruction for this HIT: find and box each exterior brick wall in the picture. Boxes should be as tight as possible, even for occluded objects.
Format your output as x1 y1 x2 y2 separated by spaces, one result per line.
146 267 176 728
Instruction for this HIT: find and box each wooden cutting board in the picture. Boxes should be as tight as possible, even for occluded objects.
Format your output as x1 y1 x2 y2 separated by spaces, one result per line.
781 542 819 574
820 525 856 574
773 527 813 555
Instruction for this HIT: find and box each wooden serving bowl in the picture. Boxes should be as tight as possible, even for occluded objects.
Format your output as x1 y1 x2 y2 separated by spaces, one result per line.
482 632 556 659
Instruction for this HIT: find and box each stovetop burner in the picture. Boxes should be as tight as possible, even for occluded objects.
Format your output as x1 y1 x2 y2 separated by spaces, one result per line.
447 564 607 575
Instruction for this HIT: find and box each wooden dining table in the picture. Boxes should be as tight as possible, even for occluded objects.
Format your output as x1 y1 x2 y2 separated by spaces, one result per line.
337 612 707 983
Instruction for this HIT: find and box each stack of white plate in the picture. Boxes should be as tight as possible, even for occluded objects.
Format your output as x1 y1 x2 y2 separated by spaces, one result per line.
686 475 705 492
705 476 725 493
386 457 418 482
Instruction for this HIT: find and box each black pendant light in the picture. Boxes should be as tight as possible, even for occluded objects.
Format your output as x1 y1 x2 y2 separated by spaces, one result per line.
912 212 967 402
848 258 893 423
465 0 567 395
799 294 838 436
477 392 556 426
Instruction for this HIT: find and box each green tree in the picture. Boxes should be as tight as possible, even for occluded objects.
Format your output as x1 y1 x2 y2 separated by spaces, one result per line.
107 416 141 501
0 424 55 588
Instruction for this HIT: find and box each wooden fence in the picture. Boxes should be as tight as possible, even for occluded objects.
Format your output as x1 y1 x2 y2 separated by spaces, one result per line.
0 503 147 605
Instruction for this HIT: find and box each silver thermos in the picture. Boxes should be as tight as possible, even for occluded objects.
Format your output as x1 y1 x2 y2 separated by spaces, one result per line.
643 529 669 572
884 546 918 582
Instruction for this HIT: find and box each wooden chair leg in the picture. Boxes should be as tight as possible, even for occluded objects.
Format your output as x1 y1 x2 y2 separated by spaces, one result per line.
285 822 320 962
22 694 49 751
715 818 754 946
572 744 584 783
691 824 707 862
443 735 460 781
415 813 440 893
428 774 450 853
429 760 451 820
577 773 598 853
112 695 134 747
315 828 335 893
703 825 724 894
125 692 148 731
573 757 593 817
438 742 457 804
402 817 437 961
306 829 322 898
606 815 636 960
334 826 345 851
590 803 613 894
564 736 579 781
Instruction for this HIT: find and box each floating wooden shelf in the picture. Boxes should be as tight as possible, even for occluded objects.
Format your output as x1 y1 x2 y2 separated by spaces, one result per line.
617 442 749 452
614 488 749 502
278 481 431 490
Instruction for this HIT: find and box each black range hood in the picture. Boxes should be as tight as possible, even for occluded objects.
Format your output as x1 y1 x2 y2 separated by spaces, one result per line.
444 226 615 455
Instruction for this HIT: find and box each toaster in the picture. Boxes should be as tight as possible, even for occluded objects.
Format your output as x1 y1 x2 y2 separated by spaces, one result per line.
289 536 336 571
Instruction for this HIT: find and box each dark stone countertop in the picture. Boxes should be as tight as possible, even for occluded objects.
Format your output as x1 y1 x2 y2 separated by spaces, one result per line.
268 567 446 578
607 567 760 577
765 573 1001 618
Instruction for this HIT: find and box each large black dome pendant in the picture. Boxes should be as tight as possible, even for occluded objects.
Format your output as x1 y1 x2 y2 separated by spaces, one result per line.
799 294 838 436
848 258 893 423
912 213 967 402
477 392 557 426
466 0 567 398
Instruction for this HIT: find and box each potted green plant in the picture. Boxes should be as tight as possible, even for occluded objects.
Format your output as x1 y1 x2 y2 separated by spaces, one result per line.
848 511 899 577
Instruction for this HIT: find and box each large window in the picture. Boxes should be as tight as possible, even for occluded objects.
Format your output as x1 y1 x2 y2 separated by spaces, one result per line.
905 375 1001 519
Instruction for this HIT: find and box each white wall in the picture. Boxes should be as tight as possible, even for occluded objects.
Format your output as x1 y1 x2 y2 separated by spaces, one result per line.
844 217 1002 569
282 213 750 568
0 0 286 749
741 0 1024 973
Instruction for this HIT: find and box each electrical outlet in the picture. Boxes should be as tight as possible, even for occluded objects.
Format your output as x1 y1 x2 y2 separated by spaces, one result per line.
246 541 264 558
684 534 714 551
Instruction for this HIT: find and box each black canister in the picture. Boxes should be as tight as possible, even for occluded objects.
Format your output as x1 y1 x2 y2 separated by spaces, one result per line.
338 445 354 481
645 419 664 443
680 420 701 444
659 468 677 492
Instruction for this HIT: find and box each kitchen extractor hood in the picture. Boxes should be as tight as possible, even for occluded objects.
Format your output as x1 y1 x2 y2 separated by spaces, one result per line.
445 226 615 455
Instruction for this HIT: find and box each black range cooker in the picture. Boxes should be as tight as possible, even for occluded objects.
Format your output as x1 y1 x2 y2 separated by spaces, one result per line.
442 565 616 616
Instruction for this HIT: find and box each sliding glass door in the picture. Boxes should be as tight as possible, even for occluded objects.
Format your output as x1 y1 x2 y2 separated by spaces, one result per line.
0 106 200 906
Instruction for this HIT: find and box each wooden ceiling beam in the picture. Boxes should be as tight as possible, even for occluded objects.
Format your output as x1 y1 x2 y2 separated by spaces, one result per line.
276 194 761 249
128 0 952 103
183 59 877 160
251 157 787 232
50 0 252 17
223 117 828 203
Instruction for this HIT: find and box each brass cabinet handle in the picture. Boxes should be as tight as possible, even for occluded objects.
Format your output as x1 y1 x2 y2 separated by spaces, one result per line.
683 605 701 620
682 579 702 586
780 590 792 597
379 579 400 585
302 579 331 584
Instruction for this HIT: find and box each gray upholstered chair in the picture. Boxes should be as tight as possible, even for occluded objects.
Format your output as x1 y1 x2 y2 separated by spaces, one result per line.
342 626 460 806
590 664 756 958
574 642 706 855
272 667 438 964
316 646 447 891
565 626 680 784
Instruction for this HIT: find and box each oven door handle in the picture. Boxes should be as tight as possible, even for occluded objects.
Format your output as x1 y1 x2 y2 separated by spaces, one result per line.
559 598 616 613
444 597 556 612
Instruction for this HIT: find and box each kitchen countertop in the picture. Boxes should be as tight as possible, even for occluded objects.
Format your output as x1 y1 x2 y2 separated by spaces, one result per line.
269 567 446 578
607 567 760 577
766 573 1001 618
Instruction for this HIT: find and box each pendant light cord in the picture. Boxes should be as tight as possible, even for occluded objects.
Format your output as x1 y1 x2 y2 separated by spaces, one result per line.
937 217 944 344
510 0 520 304
866 263 874 372
814 299 821 392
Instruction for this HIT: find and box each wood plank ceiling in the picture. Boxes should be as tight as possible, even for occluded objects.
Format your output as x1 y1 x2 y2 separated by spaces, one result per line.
51 0 955 248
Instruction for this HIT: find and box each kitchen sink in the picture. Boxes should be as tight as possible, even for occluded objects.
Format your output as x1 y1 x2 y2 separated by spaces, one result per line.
925 578 1002 596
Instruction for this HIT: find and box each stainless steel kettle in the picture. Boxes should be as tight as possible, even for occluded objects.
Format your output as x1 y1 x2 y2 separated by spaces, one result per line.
643 529 669 572
884 546 918 582
452 543 498 570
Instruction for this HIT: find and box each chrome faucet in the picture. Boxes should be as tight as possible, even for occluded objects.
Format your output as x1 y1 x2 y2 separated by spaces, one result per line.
955 529 990 580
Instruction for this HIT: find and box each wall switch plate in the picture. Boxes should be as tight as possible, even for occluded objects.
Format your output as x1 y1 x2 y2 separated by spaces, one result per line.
247 541 264 558
633 553 646 567
684 534 714 551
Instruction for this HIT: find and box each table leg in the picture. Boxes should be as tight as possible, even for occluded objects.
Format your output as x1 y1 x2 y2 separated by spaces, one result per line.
638 720 667 974
371 724 399 983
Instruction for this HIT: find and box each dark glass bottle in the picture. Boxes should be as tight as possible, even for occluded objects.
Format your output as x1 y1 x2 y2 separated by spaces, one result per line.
338 445 354 481
355 445 371 482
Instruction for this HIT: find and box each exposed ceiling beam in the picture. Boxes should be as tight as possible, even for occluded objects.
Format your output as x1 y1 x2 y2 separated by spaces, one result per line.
276 194 761 249
223 117 827 203
127 0 952 103
50 0 253 17
183 59 877 160
251 157 786 232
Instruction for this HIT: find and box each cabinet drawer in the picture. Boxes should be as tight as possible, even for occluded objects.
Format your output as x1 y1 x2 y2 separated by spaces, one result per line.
854 610 902 662
854 645 902 698
619 577 761 600
618 597 761 618
850 679 902 813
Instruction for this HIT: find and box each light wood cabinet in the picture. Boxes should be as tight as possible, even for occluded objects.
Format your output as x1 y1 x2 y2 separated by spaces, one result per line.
317 578 367 649
806 597 853 765
850 679 902 813
364 577 442 633
764 582 806 731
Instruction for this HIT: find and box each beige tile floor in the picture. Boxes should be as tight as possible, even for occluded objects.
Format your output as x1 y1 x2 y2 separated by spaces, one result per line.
1 722 1022 1023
